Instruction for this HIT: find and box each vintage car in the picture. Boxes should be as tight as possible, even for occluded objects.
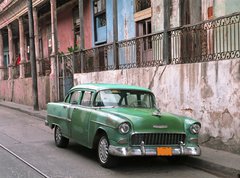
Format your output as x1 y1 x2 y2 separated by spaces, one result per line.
45 83 201 168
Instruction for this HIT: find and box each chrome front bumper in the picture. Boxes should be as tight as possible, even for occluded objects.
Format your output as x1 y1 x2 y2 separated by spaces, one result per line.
109 145 201 157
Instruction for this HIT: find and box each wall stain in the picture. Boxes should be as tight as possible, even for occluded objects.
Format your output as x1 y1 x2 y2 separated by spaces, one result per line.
201 62 214 99
148 65 166 90
215 61 218 83
220 108 233 129
180 65 184 104
231 60 240 82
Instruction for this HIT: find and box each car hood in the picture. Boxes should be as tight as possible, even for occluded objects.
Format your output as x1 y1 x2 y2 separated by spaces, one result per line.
100 108 185 133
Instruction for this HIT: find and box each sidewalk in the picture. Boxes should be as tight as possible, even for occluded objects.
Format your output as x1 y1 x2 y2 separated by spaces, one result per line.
0 100 239 178
0 100 46 120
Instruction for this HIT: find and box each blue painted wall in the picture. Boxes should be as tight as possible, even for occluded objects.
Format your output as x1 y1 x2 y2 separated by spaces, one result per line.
91 0 136 65
117 0 136 64
106 0 113 43
117 0 135 41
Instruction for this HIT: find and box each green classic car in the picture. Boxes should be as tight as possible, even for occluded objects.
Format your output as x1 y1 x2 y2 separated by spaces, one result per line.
45 83 201 168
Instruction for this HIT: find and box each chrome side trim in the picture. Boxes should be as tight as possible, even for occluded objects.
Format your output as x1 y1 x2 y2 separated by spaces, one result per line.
109 145 201 157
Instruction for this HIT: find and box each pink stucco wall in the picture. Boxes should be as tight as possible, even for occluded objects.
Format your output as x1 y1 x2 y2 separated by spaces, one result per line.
0 76 50 109
57 7 74 53
84 0 92 49
40 2 92 56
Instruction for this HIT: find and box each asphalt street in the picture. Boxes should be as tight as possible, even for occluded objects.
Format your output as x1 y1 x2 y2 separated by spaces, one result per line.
0 106 219 178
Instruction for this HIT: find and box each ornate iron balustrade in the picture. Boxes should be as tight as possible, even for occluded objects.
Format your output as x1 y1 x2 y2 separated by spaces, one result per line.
25 61 31 78
57 53 74 77
12 65 20 79
1 12 239 79
81 43 114 73
118 32 164 69
170 12 240 64
3 67 8 80
38 57 51 76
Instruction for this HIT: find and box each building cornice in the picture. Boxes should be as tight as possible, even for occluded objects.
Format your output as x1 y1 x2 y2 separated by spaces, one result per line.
0 0 47 29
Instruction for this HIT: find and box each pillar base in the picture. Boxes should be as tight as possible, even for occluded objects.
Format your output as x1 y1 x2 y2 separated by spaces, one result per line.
8 66 13 80
19 63 25 79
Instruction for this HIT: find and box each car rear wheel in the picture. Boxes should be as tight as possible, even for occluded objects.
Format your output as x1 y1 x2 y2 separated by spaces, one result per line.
97 135 117 168
54 126 69 148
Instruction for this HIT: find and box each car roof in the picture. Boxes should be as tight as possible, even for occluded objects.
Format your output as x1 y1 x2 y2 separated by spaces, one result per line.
70 83 152 92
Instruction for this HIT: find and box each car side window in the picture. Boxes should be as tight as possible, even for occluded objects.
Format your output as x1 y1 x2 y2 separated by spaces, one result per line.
70 91 82 105
64 93 71 103
81 91 92 106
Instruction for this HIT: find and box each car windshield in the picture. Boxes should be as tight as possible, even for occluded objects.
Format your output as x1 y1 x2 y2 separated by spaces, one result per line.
94 89 155 108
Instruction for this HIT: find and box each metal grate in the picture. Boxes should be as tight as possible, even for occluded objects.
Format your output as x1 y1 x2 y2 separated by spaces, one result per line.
131 133 186 146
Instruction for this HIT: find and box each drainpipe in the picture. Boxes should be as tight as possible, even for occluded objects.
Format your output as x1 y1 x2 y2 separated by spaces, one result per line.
113 0 119 69
50 0 59 101
0 30 4 80
163 0 171 64
79 0 84 73
27 0 39 110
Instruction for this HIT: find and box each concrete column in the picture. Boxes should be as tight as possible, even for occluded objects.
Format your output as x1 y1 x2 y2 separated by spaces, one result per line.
7 25 13 80
33 8 41 76
19 17 26 78
50 0 59 101
0 30 5 80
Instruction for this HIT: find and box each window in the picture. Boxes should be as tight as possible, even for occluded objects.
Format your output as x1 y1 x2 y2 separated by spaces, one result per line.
136 18 152 61
81 91 92 106
70 91 82 105
94 90 155 108
135 0 151 12
93 0 106 44
73 7 80 48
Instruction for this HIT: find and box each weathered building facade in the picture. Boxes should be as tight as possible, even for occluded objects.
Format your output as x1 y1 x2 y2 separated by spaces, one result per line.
0 0 239 153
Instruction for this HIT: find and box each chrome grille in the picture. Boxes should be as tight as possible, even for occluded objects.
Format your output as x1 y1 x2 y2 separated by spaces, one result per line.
131 133 186 146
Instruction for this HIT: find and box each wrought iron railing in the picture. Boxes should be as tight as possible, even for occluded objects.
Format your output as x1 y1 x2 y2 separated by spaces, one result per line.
118 32 164 69
1 12 239 79
12 65 20 79
169 12 240 64
38 57 51 76
75 12 240 73
25 61 31 78
57 53 74 77
81 43 114 72
3 67 8 80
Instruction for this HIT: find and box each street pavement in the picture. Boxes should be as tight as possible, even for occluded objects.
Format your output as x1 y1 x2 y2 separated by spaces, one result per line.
0 100 240 178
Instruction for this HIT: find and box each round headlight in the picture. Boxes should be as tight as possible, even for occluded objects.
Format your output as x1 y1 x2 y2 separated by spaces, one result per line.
190 123 201 134
118 123 130 134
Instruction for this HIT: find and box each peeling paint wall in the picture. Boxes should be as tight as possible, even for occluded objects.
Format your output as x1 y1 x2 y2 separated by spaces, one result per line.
117 0 135 40
214 0 240 18
0 76 50 109
74 59 240 154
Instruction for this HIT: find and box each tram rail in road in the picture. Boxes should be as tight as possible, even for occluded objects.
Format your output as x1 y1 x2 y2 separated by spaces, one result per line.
0 143 50 178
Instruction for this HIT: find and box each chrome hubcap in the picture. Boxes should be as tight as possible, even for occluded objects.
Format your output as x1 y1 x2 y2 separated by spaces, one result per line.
98 137 109 163
55 127 61 143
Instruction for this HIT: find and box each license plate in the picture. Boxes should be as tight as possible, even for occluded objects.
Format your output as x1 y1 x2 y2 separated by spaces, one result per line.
157 147 172 156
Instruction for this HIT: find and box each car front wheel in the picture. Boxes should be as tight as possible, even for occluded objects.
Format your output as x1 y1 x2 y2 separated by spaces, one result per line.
97 135 117 168
54 126 69 148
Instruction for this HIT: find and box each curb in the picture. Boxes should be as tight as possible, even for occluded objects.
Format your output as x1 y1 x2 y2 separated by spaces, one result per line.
0 103 46 120
184 157 240 178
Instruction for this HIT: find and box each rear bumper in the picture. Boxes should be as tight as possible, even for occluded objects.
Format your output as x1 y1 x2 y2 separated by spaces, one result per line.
109 145 201 157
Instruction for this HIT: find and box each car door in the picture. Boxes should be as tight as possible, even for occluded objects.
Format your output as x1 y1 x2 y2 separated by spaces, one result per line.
70 90 94 147
67 90 83 136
